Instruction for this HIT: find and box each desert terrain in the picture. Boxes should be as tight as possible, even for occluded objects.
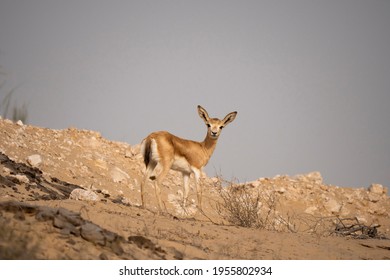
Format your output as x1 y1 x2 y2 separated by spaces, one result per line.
0 117 389 260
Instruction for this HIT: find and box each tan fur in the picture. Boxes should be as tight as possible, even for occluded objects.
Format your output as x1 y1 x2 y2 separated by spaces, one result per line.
140 105 237 211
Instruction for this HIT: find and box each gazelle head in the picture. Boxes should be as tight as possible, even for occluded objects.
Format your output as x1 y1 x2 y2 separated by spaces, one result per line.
198 105 237 139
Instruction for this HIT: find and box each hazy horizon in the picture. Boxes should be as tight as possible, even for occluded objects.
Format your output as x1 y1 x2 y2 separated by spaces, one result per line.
1 0 389 188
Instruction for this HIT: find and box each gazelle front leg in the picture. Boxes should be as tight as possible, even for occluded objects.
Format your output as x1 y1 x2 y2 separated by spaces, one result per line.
182 172 190 207
192 168 203 209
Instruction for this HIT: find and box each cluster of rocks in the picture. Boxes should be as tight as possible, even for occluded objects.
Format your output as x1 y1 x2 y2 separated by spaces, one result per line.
0 201 122 253
241 172 389 230
0 118 143 205
0 200 171 259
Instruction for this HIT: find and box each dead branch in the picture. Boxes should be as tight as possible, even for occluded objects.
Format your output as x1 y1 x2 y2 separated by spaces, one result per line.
333 217 382 239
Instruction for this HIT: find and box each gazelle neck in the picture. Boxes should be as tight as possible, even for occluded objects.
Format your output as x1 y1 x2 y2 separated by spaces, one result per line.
202 133 218 158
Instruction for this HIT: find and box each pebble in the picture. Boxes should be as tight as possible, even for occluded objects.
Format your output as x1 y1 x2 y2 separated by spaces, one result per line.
27 154 42 167
13 174 30 184
69 189 99 201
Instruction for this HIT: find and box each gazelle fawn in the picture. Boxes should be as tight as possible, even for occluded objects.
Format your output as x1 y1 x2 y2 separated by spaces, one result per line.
140 105 237 211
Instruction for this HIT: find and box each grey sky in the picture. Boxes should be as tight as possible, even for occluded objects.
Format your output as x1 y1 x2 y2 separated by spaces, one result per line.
1 0 389 187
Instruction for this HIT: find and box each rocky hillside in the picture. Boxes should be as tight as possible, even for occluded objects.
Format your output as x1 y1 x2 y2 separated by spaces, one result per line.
1 117 389 259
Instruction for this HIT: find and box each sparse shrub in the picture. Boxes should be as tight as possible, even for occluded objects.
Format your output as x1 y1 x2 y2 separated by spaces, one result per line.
214 178 279 229
217 187 263 228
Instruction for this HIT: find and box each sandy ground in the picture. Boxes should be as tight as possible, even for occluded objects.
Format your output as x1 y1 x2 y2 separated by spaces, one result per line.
1 118 389 260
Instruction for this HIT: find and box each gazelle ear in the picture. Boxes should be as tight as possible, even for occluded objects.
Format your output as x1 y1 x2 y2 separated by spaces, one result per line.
221 111 237 127
198 105 210 124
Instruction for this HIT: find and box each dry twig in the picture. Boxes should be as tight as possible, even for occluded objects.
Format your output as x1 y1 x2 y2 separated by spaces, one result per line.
333 217 382 239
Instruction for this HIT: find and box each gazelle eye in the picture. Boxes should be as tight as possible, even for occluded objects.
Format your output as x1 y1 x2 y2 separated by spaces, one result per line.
207 124 211 127
219 126 224 129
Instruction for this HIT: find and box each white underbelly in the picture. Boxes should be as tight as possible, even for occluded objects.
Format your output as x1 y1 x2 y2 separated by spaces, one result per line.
171 156 192 173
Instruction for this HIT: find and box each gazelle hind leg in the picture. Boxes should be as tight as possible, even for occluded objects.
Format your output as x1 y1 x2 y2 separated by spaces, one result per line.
154 160 172 211
141 160 157 208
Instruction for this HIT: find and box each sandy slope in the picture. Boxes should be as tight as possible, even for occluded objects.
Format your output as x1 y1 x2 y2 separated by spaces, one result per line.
1 118 389 259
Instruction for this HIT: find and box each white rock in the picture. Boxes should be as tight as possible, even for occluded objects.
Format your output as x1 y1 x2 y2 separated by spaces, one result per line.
121 197 131 205
110 167 130 183
296 171 323 184
368 184 386 195
16 120 24 126
125 150 133 158
324 199 342 214
277 187 286 194
13 174 30 184
307 171 323 184
251 181 261 188
368 192 381 203
2 167 12 175
27 154 42 167
101 189 110 196
69 189 99 201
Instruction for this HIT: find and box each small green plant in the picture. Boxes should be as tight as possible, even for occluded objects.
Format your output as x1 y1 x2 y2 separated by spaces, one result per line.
0 66 28 123
1 89 28 123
